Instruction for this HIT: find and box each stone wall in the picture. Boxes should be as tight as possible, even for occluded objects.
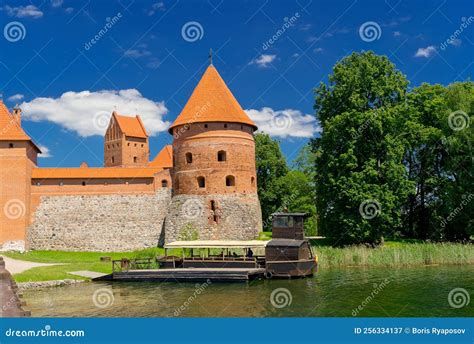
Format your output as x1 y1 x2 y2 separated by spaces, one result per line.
27 189 171 252
163 193 262 244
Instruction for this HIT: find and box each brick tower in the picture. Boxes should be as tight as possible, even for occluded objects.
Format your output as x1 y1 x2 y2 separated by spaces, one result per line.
104 112 149 167
0 101 40 250
163 64 262 243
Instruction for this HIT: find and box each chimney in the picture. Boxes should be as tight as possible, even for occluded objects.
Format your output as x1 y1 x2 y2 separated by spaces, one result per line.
12 105 21 126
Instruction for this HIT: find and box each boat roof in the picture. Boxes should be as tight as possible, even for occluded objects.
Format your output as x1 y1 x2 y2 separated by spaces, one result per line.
266 239 307 247
164 240 269 249
272 212 309 217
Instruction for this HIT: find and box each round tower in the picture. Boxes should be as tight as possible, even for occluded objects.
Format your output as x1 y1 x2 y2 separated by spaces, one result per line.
163 64 262 243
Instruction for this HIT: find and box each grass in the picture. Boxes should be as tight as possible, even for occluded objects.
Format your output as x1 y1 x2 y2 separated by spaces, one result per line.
3 240 473 282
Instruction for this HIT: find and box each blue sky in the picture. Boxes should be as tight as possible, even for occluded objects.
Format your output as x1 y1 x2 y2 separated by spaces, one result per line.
0 0 472 167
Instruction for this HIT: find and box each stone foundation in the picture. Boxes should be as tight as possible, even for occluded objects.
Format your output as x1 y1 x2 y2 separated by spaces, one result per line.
163 193 262 244
0 240 25 252
27 189 171 252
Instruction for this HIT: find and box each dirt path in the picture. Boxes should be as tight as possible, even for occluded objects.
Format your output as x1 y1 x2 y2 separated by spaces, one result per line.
0 255 62 274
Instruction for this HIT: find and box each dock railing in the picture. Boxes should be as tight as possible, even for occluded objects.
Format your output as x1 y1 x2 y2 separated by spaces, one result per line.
112 258 155 272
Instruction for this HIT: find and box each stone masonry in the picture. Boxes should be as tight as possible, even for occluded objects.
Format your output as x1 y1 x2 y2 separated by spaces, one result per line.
27 189 170 252
163 193 262 244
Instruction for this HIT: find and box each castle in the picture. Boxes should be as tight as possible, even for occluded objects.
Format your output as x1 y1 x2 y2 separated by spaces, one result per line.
0 65 262 252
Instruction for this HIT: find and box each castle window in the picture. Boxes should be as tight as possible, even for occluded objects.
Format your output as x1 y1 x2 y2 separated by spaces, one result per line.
210 200 218 223
9 143 14 148
111 156 115 164
224 123 228 128
204 124 208 128
133 156 138 163
82 181 86 186
161 180 168 188
141 144 144 147
128 143 130 146
185 152 193 164
197 176 205 188
251 177 255 187
217 150 226 162
226 175 235 187
134 143 137 147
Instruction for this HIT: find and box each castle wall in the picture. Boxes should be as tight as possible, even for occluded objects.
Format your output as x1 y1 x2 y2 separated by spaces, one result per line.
27 188 171 252
163 193 261 244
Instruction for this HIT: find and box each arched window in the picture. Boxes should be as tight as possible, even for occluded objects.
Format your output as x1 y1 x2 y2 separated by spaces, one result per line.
133 156 138 163
185 152 193 164
161 180 168 188
111 156 115 164
82 181 86 186
226 175 235 187
197 176 206 188
217 150 226 162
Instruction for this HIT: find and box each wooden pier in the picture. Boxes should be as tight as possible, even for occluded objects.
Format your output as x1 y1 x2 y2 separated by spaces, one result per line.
107 267 266 282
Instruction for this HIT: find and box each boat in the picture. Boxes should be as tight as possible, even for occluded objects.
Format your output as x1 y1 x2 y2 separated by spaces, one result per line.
102 213 317 282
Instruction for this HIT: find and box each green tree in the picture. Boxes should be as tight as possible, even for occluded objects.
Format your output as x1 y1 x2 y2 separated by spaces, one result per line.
255 133 288 229
312 51 412 245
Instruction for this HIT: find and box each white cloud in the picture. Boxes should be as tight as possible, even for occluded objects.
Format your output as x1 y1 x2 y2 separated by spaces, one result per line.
50 0 63 7
20 89 170 137
124 48 151 58
147 2 165 15
313 47 323 53
250 54 276 68
38 145 52 158
1 5 43 18
415 46 436 58
449 38 462 47
245 107 320 138
65 7 74 13
393 31 401 37
7 94 24 102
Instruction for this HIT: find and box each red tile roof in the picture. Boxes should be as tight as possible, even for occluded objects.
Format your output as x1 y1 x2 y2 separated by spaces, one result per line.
32 167 162 179
149 145 172 168
113 112 148 138
0 100 41 151
168 65 257 133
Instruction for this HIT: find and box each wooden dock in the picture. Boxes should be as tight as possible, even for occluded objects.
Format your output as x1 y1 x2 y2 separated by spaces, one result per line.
105 267 266 282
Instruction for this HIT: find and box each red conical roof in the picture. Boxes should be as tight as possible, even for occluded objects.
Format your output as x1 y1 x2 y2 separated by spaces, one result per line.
168 65 257 133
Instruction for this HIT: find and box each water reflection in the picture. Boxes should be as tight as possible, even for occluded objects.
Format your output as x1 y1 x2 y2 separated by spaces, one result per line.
24 265 473 317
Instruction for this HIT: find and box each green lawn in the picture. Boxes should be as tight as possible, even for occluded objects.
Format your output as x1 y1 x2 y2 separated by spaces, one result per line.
4 240 473 282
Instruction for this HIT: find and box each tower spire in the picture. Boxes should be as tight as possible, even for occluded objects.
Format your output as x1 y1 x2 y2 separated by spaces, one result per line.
209 48 213 66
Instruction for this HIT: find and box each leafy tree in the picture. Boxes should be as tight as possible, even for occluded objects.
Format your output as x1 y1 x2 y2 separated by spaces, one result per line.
312 51 412 245
255 133 288 229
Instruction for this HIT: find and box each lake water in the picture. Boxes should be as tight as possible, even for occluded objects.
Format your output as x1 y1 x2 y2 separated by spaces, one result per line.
23 265 473 317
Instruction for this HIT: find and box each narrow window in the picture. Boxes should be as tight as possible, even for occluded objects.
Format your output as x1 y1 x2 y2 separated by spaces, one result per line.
141 144 144 147
133 156 138 163
134 143 137 147
224 123 228 128
197 176 205 188
128 143 130 146
251 177 255 187
82 181 86 186
9 143 14 148
161 180 168 188
204 124 208 128
217 150 226 162
210 200 218 223
226 175 235 187
111 156 115 164
185 152 193 164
